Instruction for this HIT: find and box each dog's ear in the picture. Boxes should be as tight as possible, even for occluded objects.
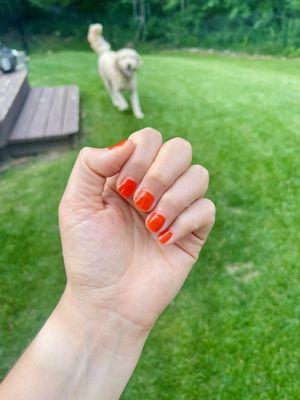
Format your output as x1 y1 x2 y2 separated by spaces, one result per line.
115 54 122 71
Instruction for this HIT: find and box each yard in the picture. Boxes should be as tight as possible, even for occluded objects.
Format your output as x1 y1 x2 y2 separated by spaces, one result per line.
0 50 299 399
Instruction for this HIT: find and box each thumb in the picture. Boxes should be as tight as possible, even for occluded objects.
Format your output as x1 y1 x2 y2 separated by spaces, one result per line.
63 139 135 205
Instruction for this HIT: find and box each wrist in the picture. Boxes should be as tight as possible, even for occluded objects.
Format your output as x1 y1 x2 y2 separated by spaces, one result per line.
58 284 150 357
54 286 150 398
19 286 150 400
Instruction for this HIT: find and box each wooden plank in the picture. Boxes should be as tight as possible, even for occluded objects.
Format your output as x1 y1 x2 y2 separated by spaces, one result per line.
27 87 56 139
62 85 79 134
9 84 80 145
0 79 30 144
0 71 28 122
9 87 43 141
0 75 11 121
45 86 66 137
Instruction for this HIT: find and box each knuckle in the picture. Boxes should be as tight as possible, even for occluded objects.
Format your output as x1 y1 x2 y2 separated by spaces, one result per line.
204 199 216 220
192 219 201 232
193 164 209 181
150 170 169 187
130 158 149 172
141 127 163 143
130 128 162 149
202 167 210 184
112 156 124 172
162 192 180 212
192 164 210 187
180 217 193 233
170 137 192 154
78 146 92 161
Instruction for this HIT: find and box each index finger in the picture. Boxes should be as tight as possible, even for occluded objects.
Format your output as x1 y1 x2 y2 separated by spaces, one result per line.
116 128 163 198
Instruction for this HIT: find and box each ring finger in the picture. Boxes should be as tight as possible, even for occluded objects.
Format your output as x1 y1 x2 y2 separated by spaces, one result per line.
145 164 209 233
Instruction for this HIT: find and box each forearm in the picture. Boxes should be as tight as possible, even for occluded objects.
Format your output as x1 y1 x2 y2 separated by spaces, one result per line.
0 287 149 400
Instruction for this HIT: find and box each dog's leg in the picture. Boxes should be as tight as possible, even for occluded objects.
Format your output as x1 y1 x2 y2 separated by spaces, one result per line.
110 90 121 108
102 78 120 108
112 89 129 111
130 88 144 119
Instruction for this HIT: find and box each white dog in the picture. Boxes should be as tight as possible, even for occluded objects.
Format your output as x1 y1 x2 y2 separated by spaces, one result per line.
87 23 144 119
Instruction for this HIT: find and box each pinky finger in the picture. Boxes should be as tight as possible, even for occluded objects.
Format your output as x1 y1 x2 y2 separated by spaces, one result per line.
157 198 216 249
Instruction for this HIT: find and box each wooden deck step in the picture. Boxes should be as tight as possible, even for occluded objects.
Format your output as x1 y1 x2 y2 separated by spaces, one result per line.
9 85 79 142
0 71 30 148
0 69 80 161
7 85 80 157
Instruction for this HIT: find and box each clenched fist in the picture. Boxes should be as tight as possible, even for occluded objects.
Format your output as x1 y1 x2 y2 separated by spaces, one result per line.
59 128 215 331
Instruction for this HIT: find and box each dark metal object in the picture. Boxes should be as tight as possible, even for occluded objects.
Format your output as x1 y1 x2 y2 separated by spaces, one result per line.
0 43 28 74
0 46 18 73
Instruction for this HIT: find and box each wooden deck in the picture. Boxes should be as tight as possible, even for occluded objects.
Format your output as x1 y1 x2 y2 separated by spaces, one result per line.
0 71 29 149
0 70 80 160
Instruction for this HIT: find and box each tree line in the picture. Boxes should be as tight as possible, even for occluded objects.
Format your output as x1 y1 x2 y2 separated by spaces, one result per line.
1 0 300 55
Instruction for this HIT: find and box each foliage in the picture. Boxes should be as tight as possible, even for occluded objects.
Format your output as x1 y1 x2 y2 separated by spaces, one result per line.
0 0 300 55
1 50 300 398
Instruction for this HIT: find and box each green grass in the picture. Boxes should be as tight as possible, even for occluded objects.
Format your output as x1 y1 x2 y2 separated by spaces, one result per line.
1 50 300 399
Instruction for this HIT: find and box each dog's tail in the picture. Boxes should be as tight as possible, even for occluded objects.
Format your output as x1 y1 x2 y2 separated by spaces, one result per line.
87 23 111 55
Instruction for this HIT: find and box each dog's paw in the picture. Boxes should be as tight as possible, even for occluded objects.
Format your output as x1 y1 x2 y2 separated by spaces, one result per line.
134 112 144 119
118 103 129 111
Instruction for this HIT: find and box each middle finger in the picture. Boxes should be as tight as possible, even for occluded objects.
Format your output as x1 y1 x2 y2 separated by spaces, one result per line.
133 137 192 212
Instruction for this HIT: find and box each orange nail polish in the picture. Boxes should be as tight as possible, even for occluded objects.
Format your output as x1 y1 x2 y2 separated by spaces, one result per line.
108 139 127 150
135 190 154 212
146 213 165 232
118 177 137 198
158 229 172 244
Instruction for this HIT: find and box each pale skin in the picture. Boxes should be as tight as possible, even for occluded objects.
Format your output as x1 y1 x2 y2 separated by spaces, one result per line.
0 128 215 400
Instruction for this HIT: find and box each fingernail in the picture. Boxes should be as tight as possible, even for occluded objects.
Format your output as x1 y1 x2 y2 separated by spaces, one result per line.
118 177 137 198
135 189 154 211
146 213 165 232
108 139 127 150
158 229 172 244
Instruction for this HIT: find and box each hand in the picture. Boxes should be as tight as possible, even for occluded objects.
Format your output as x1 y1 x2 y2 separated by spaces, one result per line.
59 128 215 333
0 128 215 400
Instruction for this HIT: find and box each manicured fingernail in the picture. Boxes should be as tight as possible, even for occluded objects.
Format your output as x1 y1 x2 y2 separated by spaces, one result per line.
146 213 165 232
118 177 137 198
158 229 172 244
135 189 154 211
108 139 127 150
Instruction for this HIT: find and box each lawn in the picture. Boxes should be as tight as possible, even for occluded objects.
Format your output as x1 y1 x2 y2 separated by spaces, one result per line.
0 50 300 399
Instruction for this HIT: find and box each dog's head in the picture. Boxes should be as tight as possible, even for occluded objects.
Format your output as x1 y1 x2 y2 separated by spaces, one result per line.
116 48 142 78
